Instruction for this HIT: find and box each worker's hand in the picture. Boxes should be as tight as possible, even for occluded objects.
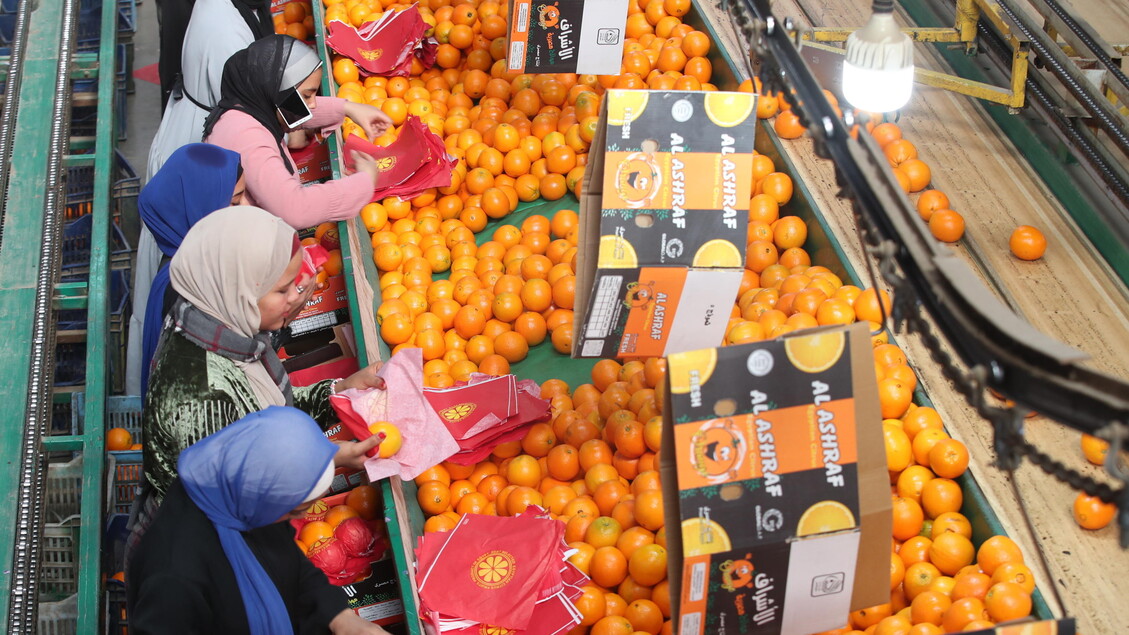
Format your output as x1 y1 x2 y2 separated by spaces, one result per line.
329 609 392 634
335 361 386 393
350 150 380 186
283 271 316 327
332 433 383 471
343 101 393 139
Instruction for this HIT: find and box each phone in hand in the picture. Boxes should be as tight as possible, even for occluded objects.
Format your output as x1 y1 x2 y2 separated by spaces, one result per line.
276 87 313 129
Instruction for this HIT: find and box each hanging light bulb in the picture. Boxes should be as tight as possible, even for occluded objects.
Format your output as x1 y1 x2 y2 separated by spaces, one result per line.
842 0 915 113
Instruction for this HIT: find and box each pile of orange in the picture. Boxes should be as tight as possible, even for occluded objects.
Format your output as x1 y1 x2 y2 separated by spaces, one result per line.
274 1 316 41
415 358 672 634
368 206 581 386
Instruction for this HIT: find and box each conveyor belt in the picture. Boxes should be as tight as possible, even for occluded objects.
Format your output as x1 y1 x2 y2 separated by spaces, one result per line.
696 0 1129 631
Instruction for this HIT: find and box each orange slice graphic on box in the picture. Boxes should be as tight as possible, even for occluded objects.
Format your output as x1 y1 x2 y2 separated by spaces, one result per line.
796 500 856 536
784 331 846 373
704 92 756 128
607 91 650 126
439 402 477 422
614 152 663 208
668 348 717 394
689 418 747 484
471 550 516 589
681 517 732 556
692 239 743 268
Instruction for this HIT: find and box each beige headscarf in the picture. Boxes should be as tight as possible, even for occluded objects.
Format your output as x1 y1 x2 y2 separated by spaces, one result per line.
170 205 299 407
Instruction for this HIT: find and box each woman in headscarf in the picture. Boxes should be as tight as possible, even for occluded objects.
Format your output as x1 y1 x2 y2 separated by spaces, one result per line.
131 206 383 546
204 34 391 229
128 406 390 634
125 143 250 396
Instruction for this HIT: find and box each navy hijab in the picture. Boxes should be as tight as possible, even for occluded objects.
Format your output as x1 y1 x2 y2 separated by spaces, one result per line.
139 143 241 393
178 406 338 635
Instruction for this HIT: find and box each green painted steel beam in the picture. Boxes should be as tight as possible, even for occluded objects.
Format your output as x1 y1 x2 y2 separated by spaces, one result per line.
0 0 70 624
75 0 122 625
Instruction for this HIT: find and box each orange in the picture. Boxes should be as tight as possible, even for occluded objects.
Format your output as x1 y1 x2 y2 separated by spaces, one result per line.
633 489 664 532
883 139 917 166
1073 493 1116 529
928 209 964 243
928 532 974 575
575 585 607 626
920 478 962 519
298 520 334 545
877 377 913 419
899 535 932 568
871 122 902 148
854 287 892 323
915 189 949 221
891 496 924 541
591 546 629 588
975 535 1024 576
586 515 625 549
628 543 667 586
898 159 931 192
984 581 1032 622
590 615 633 635
547 444 581 481
774 109 805 139
1080 433 1110 465
417 481 451 515
850 603 893 629
1009 225 1047 261
106 427 133 451
760 172 793 205
884 421 912 472
941 597 987 632
931 511 972 539
927 439 969 479
494 329 530 363
903 562 941 601
901 406 942 440
332 58 359 85
624 598 663 634
952 571 991 601
909 590 950 627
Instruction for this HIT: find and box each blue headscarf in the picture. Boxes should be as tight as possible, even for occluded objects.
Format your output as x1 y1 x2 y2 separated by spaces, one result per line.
177 406 338 635
140 143 241 393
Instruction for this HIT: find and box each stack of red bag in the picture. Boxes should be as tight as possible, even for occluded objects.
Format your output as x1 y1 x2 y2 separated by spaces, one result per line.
423 373 551 465
415 507 587 633
343 116 457 201
325 4 437 77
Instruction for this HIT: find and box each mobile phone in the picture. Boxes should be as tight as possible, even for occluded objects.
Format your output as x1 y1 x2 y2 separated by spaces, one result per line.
276 87 313 129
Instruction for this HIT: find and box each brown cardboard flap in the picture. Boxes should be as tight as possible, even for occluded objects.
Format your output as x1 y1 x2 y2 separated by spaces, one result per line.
572 96 609 358
844 321 893 610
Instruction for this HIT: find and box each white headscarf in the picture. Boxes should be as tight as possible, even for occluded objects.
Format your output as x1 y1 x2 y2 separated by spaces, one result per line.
170 205 299 406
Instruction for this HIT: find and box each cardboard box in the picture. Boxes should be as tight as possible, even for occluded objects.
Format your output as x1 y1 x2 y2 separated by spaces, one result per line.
298 490 406 627
506 0 628 75
660 323 891 635
285 273 352 339
342 557 406 627
574 90 756 359
293 136 333 184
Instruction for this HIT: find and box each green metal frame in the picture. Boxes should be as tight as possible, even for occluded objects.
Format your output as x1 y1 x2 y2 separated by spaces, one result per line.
0 0 118 628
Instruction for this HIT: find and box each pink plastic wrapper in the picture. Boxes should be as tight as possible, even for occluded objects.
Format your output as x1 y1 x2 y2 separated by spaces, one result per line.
300 243 329 280
329 348 459 481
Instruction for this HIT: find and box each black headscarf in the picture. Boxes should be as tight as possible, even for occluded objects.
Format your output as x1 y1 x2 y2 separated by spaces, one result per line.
203 35 321 175
157 0 275 112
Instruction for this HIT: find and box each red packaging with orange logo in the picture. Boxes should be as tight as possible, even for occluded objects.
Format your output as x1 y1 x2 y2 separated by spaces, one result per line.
574 90 755 359
660 323 891 635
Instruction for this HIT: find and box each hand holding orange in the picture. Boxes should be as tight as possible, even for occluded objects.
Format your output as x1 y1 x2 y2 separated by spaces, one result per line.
368 421 403 458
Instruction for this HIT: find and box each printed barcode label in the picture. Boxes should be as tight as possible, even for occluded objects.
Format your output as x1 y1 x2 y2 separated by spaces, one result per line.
689 562 707 601
515 3 530 30
680 612 702 635
289 311 338 336
508 41 526 70
582 339 605 357
585 275 623 339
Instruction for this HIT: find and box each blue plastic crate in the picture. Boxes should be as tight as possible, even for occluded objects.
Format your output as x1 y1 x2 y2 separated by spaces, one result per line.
1 12 14 43
60 213 132 272
71 43 129 141
75 0 136 52
55 266 131 332
63 147 138 224
1 0 17 12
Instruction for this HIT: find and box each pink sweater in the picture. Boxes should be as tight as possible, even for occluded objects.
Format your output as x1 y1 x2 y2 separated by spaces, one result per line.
205 96 372 228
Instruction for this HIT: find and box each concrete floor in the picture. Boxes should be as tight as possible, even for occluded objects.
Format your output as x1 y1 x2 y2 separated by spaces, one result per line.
118 0 160 178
